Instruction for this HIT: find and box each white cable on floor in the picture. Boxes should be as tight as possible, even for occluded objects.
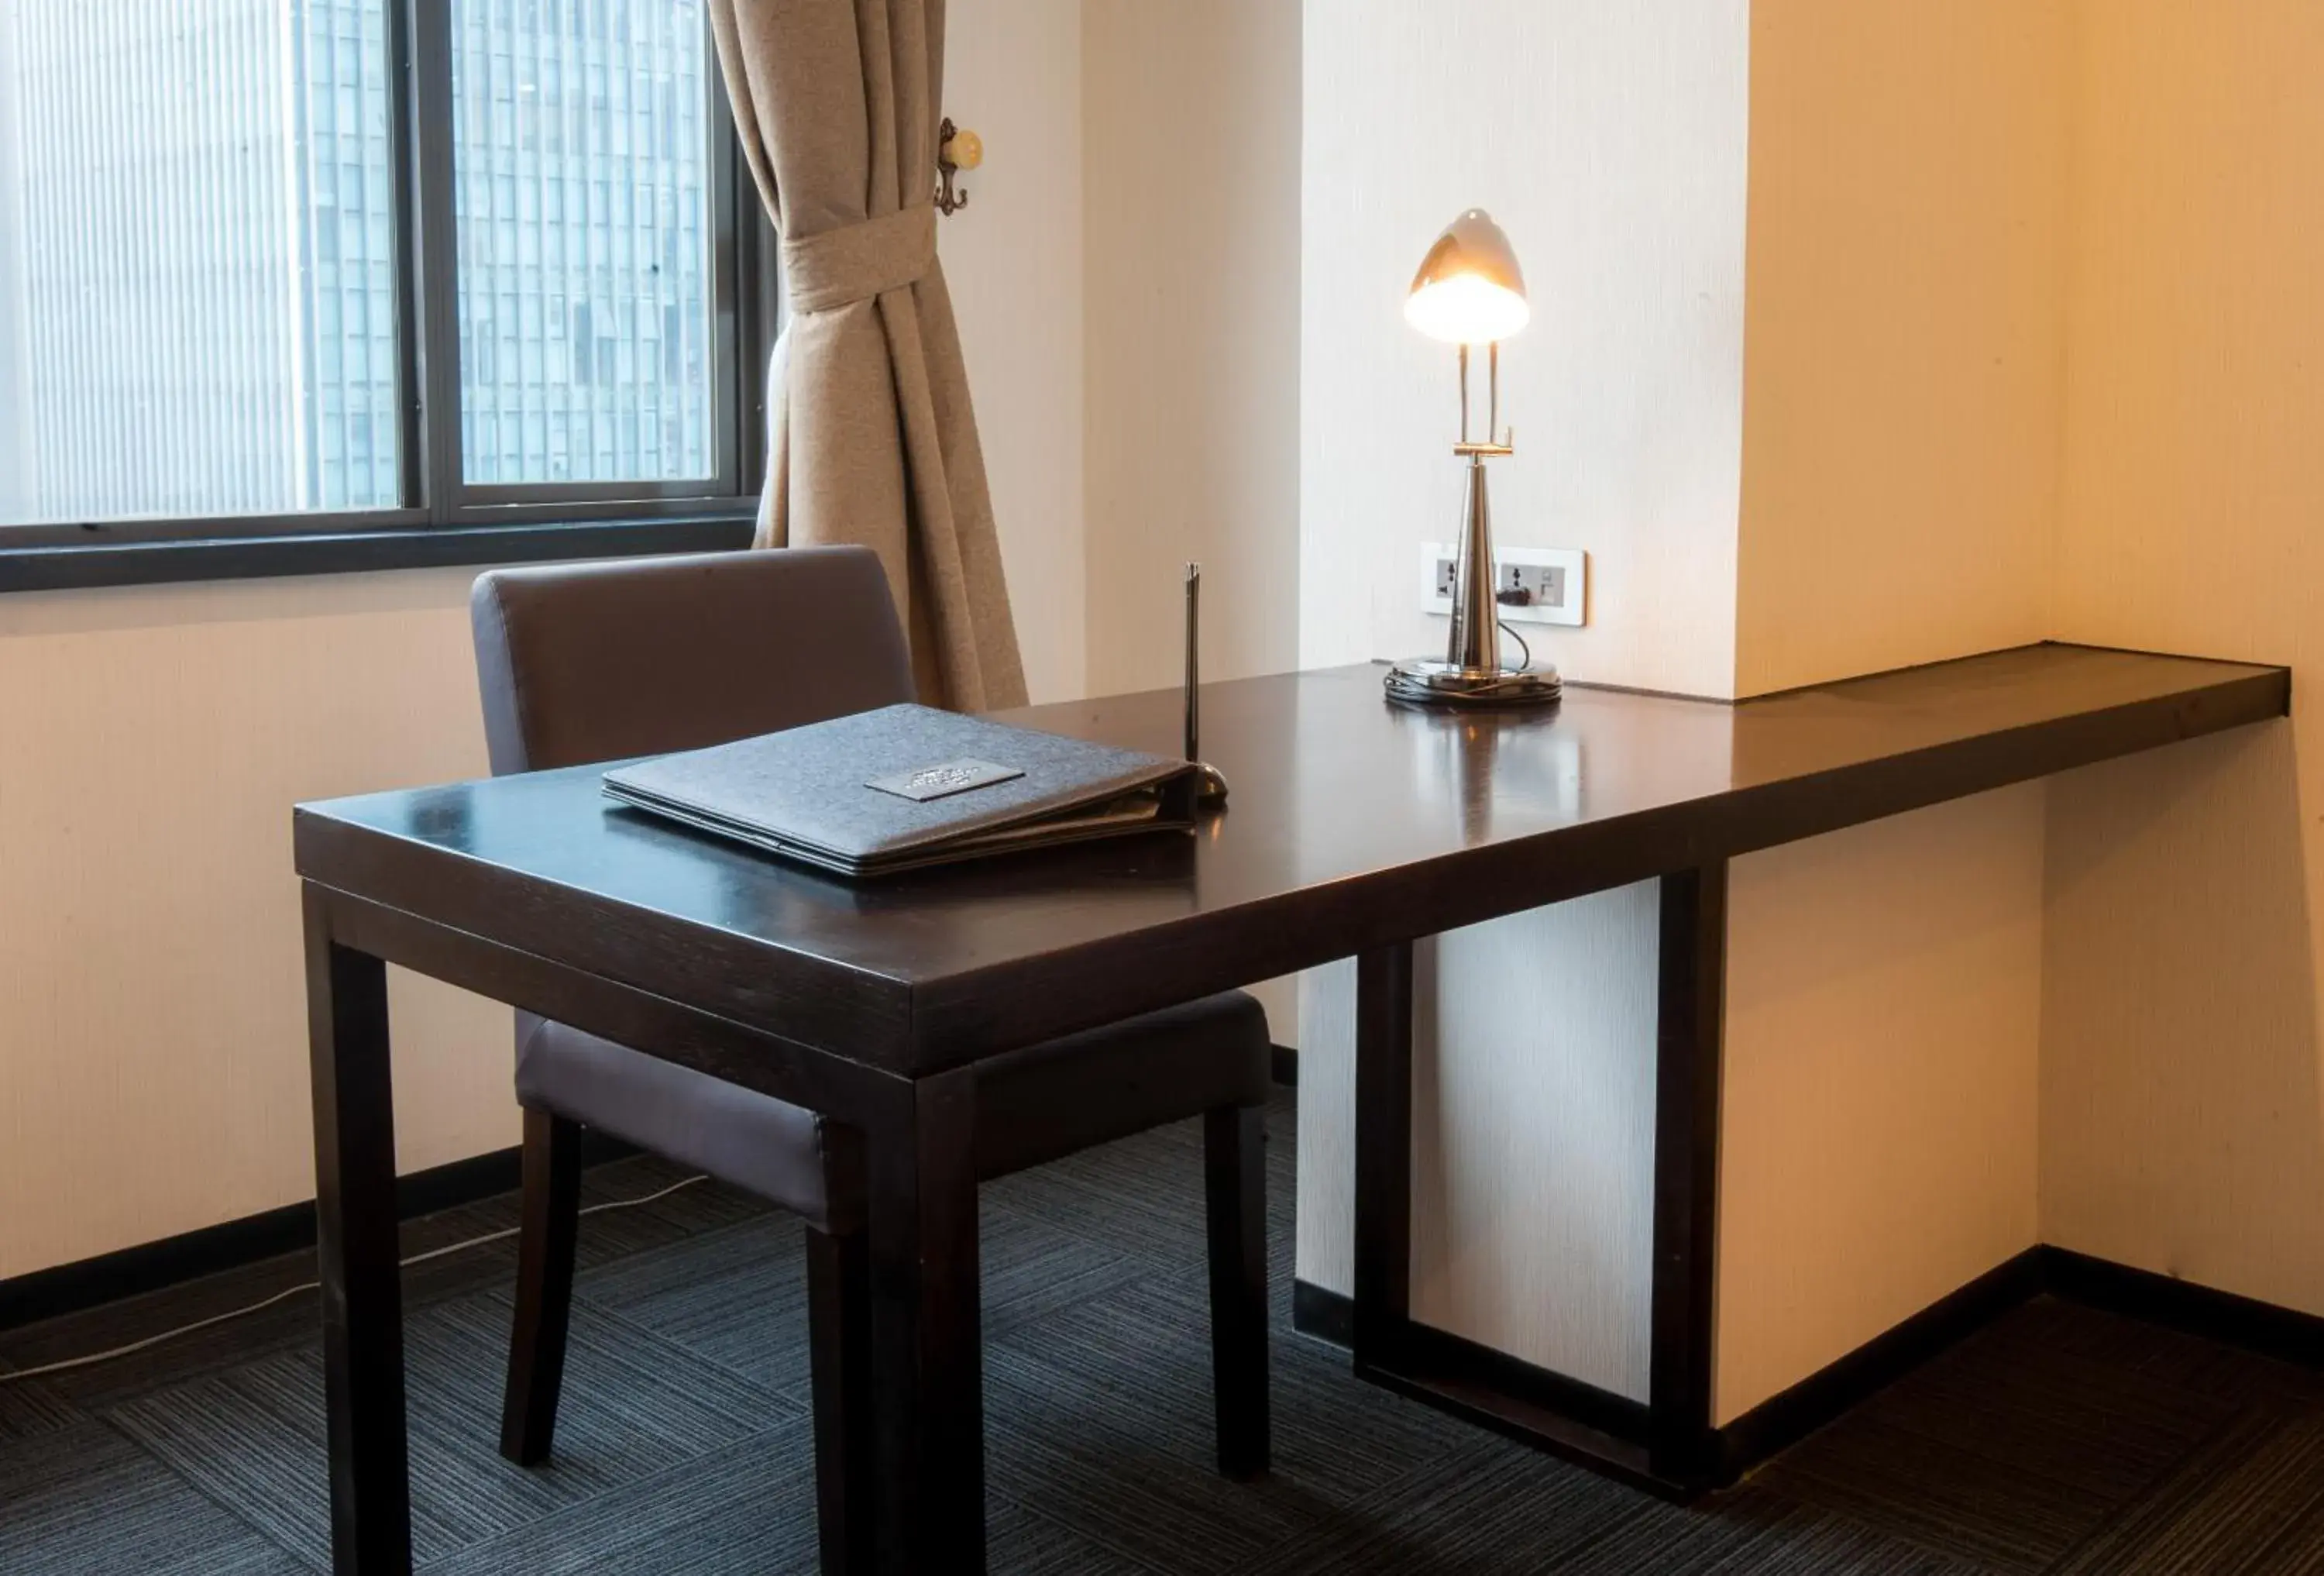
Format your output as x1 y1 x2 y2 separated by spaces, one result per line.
0 1173 710 1385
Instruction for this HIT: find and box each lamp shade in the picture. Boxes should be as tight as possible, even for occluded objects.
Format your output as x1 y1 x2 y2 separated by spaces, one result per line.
1404 208 1529 344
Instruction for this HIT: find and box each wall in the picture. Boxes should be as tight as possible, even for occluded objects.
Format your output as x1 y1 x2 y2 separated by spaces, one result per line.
945 0 1088 704
1711 0 2068 1420
1296 0 1752 1397
1733 0 2066 697
0 2 1095 1279
1298 0 1749 699
1082 0 1301 696
0 571 514 1280
2041 0 2324 1313
1719 787 2045 1418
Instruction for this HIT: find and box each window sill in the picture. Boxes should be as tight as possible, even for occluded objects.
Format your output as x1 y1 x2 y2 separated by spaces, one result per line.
0 515 758 596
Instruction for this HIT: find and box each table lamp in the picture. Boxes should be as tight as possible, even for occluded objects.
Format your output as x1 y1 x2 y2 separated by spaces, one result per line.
1385 209 1563 709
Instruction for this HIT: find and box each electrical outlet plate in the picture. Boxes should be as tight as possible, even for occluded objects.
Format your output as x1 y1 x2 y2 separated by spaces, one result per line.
1420 543 1586 626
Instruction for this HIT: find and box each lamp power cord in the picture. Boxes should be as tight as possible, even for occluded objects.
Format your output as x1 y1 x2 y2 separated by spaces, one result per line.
0 1172 710 1385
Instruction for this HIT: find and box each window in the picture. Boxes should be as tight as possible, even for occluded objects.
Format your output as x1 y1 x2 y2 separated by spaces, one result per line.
0 0 771 547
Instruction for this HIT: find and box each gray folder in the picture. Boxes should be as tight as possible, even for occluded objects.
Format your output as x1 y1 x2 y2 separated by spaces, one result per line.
602 703 1195 876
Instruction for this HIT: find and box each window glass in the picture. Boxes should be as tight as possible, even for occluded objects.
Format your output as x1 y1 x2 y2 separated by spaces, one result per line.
0 0 402 525
450 0 714 485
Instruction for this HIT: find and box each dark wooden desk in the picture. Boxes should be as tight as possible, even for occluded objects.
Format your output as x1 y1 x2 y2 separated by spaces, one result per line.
294 643 2285 1572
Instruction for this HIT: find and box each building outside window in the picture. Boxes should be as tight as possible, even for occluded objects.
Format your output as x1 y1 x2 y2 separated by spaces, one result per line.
0 0 744 534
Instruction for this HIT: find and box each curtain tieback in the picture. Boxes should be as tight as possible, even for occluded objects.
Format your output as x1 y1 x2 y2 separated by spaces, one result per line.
782 204 937 314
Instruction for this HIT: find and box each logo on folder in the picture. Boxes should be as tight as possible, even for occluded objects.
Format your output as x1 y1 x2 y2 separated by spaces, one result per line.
866 758 1026 803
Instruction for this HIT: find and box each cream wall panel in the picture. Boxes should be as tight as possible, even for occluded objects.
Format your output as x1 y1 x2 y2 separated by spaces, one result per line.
1717 787 2045 1421
2044 0 2324 1310
1733 0 2069 698
946 0 1088 704
1083 0 1301 696
2042 726 2320 1306
0 570 514 1279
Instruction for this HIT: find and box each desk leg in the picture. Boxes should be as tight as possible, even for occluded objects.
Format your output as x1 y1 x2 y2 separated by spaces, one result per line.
1352 942 1415 1367
302 886 412 1575
865 1066 985 1575
1649 862 1728 1484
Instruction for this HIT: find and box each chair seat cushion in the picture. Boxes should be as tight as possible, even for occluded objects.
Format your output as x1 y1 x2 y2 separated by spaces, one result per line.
516 1011 837 1223
971 991 1272 1179
514 991 1271 1223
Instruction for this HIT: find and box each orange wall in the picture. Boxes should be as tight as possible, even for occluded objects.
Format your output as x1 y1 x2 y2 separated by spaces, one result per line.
1714 0 2069 1419
2041 0 2324 1312
1734 0 2067 697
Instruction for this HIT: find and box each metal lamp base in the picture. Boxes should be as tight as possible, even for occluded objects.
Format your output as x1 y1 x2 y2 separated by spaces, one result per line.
1385 657 1563 709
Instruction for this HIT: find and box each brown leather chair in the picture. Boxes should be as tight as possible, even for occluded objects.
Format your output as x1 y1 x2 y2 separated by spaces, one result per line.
469 547 1270 1571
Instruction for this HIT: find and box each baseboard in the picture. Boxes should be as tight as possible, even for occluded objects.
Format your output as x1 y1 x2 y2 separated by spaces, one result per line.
0 1133 634 1336
1303 1247 2264 1491
1292 1277 1352 1345
1715 1245 2048 1477
1270 1043 1298 1088
2044 1246 2324 1368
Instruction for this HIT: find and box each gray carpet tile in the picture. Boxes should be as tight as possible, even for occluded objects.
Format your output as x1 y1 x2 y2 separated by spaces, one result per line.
1552 1487 1997 1576
0 1419 306 1576
423 1423 825 1576
0 1363 81 1444
1239 1437 1646 1576
12 1089 2324 1573
1755 1413 2113 1573
1836 1322 2236 1501
2040 1407 2324 1575
579 1199 1144 1403
108 1286 799 1567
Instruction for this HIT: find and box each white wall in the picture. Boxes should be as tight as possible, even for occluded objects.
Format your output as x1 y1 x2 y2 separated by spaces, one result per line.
1298 0 1749 699
0 3 1095 1279
1296 0 1752 1396
2041 0 2324 1314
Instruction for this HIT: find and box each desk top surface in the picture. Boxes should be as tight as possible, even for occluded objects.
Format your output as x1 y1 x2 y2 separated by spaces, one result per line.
294 643 2286 1070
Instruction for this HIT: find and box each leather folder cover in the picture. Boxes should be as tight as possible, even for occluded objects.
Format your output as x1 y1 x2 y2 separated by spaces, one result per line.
601 703 1195 876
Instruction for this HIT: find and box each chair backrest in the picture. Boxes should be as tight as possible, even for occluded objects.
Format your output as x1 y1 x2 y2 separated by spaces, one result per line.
469 547 916 775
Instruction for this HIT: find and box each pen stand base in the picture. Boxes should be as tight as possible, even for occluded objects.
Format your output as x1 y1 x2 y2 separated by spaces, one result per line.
1190 761 1230 807
1384 657 1563 710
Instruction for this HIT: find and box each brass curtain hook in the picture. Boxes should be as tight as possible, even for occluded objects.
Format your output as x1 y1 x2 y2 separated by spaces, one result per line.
937 118 981 215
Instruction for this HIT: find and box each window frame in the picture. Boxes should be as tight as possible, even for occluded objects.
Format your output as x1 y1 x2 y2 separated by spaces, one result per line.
0 0 773 583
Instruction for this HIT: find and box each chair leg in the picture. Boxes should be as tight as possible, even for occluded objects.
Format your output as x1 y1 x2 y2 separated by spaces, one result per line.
806 1224 875 1575
1204 1102 1270 1480
500 1110 583 1467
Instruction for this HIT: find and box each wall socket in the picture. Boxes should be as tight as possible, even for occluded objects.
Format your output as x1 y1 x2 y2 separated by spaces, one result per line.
1419 543 1586 626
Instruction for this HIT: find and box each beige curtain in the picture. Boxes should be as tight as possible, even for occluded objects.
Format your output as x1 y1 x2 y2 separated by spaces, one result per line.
710 0 1027 711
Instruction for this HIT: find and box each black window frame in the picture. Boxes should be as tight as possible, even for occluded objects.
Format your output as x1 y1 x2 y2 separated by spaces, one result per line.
0 0 773 593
